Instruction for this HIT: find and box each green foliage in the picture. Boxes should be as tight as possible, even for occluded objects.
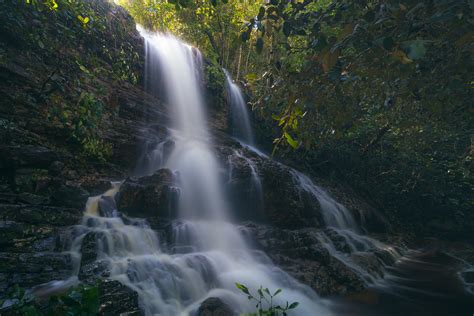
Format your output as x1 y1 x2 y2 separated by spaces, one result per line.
117 0 261 73
81 137 112 162
1 0 141 162
0 284 100 316
235 283 299 316
237 0 473 239
205 59 226 108
46 91 112 161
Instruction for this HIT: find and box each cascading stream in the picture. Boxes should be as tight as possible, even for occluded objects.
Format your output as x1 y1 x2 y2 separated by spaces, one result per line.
34 26 473 316
61 28 330 315
224 70 255 145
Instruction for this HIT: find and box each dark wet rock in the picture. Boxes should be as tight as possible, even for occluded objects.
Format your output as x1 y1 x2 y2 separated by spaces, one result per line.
323 228 354 253
50 184 90 209
80 177 117 196
0 220 62 253
116 168 179 218
79 260 110 281
243 223 367 296
80 232 101 267
0 252 72 297
17 192 49 205
0 145 60 169
0 204 83 227
226 155 263 221
259 161 320 228
197 297 235 316
223 147 325 228
13 168 47 192
324 186 390 234
98 195 117 217
48 161 64 176
461 270 474 283
98 279 142 316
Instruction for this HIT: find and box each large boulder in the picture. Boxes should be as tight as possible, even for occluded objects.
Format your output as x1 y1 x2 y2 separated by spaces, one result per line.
98 279 142 315
258 161 324 228
197 297 235 316
50 184 90 209
225 149 324 228
116 168 179 219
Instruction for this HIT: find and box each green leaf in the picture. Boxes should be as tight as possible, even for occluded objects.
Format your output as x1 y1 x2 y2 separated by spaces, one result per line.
82 286 100 313
284 132 298 148
273 289 282 296
245 73 258 81
235 283 250 295
289 302 299 309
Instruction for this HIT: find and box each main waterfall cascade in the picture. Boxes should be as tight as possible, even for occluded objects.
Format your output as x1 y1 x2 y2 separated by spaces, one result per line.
43 28 473 316
58 29 331 315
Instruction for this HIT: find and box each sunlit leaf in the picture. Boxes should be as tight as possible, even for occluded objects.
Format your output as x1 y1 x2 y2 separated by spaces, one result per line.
235 283 250 295
284 132 298 148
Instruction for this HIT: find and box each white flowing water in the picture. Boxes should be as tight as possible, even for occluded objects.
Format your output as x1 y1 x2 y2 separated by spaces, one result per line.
240 143 402 284
224 70 255 145
64 28 330 315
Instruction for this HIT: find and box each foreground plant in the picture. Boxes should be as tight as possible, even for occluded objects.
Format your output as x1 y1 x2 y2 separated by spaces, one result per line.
235 283 299 316
0 284 100 315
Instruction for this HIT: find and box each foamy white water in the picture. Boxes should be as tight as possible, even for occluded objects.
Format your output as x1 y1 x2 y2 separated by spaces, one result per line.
224 70 255 145
70 27 330 315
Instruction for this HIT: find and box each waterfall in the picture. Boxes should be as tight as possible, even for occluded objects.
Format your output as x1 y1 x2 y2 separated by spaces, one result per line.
31 26 473 316
240 143 402 283
224 70 255 145
60 28 329 316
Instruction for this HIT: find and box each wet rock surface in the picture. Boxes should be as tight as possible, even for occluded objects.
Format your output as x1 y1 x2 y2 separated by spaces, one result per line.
116 168 179 218
98 279 142 315
197 297 235 316
221 144 324 228
0 252 72 296
242 223 368 296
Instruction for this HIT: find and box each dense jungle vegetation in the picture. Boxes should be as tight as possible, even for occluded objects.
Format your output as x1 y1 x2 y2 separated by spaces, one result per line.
117 0 473 239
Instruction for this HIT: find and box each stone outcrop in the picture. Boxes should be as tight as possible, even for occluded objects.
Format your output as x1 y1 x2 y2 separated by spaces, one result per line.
116 168 179 218
197 297 235 316
222 144 324 228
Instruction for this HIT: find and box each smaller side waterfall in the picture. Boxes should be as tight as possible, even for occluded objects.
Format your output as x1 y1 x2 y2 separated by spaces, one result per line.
291 171 359 231
224 70 255 145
